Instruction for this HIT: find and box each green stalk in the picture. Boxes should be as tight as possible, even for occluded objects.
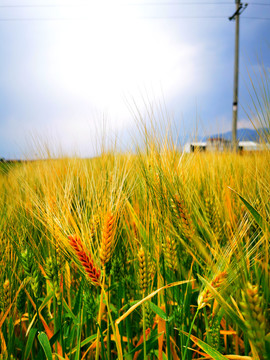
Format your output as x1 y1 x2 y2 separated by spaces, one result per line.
203 307 209 344
182 307 199 360
107 275 111 360
123 283 133 360
75 304 83 360
126 310 133 359
96 271 106 360
162 254 171 360
142 301 147 360
118 283 125 355
53 295 57 334
180 322 183 359
35 297 41 331
58 295 64 355
102 286 123 360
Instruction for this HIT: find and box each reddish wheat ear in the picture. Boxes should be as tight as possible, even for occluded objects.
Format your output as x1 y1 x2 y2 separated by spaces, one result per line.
68 234 101 286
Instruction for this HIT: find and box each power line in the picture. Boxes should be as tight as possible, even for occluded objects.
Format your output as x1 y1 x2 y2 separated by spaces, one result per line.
249 2 270 5
0 3 236 8
244 16 270 19
0 16 269 21
0 16 223 21
0 2 270 7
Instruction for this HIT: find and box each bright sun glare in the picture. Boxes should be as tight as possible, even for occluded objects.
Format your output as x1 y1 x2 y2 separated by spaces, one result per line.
43 1 200 123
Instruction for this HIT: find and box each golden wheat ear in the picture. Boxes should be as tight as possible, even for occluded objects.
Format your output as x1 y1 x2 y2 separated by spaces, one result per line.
240 282 267 358
100 211 115 267
138 247 150 294
198 270 228 308
162 235 177 271
172 194 195 240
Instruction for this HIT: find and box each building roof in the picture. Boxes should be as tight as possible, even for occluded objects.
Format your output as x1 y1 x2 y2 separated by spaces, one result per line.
238 141 259 146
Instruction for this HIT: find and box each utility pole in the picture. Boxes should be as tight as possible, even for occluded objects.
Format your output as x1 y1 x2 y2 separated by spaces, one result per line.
229 1 248 152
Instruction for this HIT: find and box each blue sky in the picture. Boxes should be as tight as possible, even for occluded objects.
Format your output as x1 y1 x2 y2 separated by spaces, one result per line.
0 0 269 159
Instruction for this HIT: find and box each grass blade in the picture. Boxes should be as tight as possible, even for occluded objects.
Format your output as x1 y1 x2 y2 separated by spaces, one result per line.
24 328 38 360
229 187 269 232
182 331 228 360
38 332 53 360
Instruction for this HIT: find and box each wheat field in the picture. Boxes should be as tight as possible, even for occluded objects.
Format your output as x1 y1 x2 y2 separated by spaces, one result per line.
0 132 269 359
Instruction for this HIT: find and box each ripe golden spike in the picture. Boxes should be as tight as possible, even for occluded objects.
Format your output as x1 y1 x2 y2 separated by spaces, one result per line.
204 194 213 225
90 215 100 240
132 221 139 241
163 236 177 271
172 195 195 240
198 271 227 308
100 211 115 267
68 234 101 286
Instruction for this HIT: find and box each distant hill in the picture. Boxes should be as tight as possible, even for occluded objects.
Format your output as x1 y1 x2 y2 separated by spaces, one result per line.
202 128 267 142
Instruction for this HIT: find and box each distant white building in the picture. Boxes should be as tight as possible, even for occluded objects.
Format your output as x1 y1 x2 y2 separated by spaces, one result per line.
183 142 206 153
183 139 268 153
238 141 266 151
207 137 231 152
